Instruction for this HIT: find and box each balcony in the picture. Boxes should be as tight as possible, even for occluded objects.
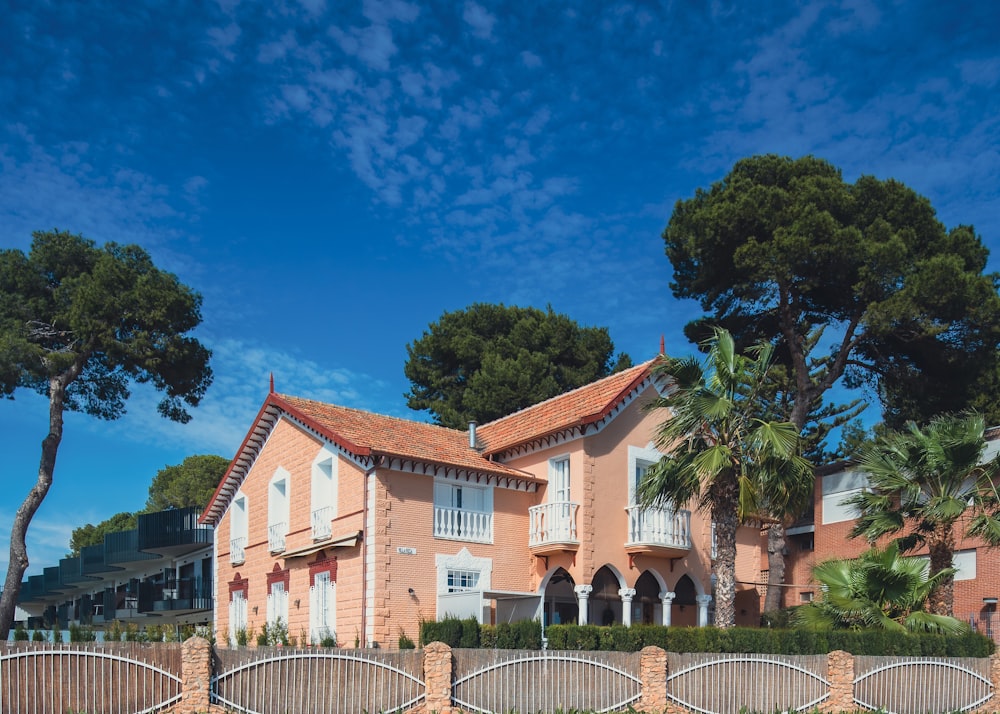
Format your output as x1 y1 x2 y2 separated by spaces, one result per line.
268 522 287 553
104 529 160 568
625 505 692 557
528 501 579 555
230 536 247 565
433 506 493 544
312 506 333 541
138 507 213 556
138 577 213 615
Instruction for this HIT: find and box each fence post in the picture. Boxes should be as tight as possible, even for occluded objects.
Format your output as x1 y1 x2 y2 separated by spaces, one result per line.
172 636 224 714
981 653 1000 714
823 649 855 713
423 641 454 714
638 646 668 712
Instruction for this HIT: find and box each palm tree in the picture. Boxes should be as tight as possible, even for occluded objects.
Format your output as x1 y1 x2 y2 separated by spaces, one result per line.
638 328 813 628
846 412 1000 616
793 541 968 634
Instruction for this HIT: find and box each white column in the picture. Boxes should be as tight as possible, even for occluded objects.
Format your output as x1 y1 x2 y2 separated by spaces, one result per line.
696 594 713 627
574 584 593 625
660 591 676 627
619 588 636 626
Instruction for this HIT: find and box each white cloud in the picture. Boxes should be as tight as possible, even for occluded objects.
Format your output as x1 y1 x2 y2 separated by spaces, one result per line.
462 1 496 39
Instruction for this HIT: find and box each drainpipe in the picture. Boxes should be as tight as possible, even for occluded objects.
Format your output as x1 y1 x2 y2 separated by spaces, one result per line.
361 462 376 647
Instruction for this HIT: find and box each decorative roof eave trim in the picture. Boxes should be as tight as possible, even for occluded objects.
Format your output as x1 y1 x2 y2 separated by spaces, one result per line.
200 393 377 526
200 397 283 526
376 455 539 492
485 375 658 461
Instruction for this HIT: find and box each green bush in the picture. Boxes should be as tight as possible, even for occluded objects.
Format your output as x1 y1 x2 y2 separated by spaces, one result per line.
416 618 994 656
420 616 480 647
398 630 416 649
68 623 97 642
13 624 29 641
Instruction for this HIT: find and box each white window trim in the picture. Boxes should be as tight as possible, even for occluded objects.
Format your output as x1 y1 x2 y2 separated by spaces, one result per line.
269 467 291 534
311 447 339 518
435 548 492 619
628 444 662 505
548 454 572 503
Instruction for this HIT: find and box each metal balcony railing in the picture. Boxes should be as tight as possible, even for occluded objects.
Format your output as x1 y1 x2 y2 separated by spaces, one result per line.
528 501 579 547
433 506 493 543
268 522 287 553
230 536 247 565
312 506 333 540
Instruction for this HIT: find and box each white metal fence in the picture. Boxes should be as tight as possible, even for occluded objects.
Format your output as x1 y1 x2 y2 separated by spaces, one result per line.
0 641 182 714
211 646 425 714
4 640 998 714
452 648 641 714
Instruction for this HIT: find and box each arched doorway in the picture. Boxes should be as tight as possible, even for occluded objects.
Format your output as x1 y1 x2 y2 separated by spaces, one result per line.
542 568 577 626
634 570 662 625
591 566 623 625
672 574 698 627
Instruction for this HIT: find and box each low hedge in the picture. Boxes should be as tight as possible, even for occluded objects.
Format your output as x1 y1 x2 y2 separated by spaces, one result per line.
419 618 994 656
542 624 994 656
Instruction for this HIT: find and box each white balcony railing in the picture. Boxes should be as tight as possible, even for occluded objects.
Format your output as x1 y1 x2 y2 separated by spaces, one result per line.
625 505 692 550
528 501 579 547
230 536 247 565
268 522 287 553
312 506 333 540
433 506 493 543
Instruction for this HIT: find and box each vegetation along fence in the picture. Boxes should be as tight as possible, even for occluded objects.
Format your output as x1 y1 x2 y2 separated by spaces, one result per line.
4 637 1000 714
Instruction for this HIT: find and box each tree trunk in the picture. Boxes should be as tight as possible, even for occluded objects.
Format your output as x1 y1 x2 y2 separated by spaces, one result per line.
0 379 66 639
764 524 786 613
711 474 741 629
927 527 956 617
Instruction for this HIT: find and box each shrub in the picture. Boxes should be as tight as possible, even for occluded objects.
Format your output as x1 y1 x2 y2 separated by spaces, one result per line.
398 630 416 649
31 629 46 642
68 623 97 642
13 624 29 641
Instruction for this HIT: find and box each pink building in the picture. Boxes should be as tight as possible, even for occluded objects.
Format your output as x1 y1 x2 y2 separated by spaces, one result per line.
201 360 766 648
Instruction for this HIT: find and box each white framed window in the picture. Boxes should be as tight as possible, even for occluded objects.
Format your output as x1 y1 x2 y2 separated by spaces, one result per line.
801 591 814 603
447 569 481 592
267 580 289 626
821 470 868 524
915 549 977 581
311 448 338 540
433 481 493 543
268 468 290 552
628 444 662 505
550 456 571 503
436 548 492 620
309 571 336 643
229 590 247 644
230 495 249 565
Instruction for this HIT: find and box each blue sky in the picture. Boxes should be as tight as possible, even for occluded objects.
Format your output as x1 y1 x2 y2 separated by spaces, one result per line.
2 0 999 578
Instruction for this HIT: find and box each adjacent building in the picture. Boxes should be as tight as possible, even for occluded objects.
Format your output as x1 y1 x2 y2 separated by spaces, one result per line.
15 507 214 634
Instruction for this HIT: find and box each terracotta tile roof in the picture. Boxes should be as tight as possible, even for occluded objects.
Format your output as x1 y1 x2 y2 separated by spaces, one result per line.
476 359 659 454
274 394 531 480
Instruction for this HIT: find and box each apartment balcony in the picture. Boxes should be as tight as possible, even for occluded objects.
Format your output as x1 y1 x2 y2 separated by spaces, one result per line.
138 507 213 557
528 501 579 555
624 505 692 558
230 536 247 565
138 577 213 615
312 506 333 541
433 506 493 544
104 529 160 568
268 522 287 553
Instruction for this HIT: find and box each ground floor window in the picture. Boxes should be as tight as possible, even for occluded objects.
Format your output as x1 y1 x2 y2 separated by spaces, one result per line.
447 569 480 592
310 570 336 644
